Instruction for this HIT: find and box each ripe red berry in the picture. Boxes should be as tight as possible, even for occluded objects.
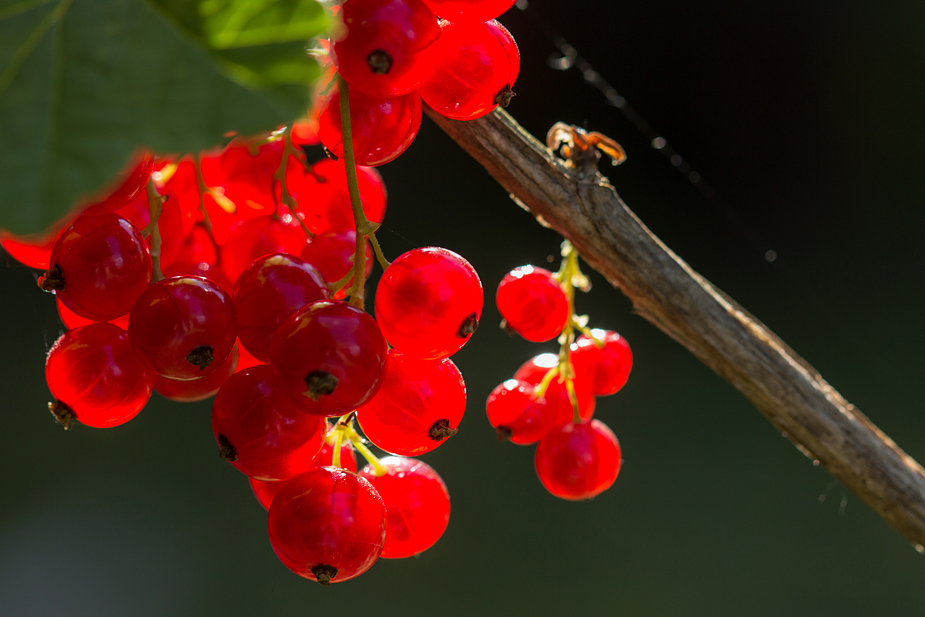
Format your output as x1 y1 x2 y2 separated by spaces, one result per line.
128 276 237 380
534 419 622 500
359 457 450 558
45 323 155 429
485 378 569 445
56 297 130 331
268 467 386 585
38 213 152 321
420 19 520 121
211 365 327 480
287 158 387 234
333 0 441 97
496 265 569 342
300 230 373 299
356 350 466 456
419 0 515 23
317 86 423 167
220 214 308 286
269 300 388 416
570 329 633 396
233 254 330 362
514 353 595 422
375 247 482 360
154 344 240 403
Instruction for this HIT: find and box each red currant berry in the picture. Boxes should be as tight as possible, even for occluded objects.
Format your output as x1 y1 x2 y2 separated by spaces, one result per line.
496 265 569 342
159 222 218 276
45 323 154 429
287 158 387 234
1 225 61 269
234 340 263 373
269 300 388 416
211 365 327 480
300 230 373 299
420 19 520 121
485 378 569 445
233 254 330 362
82 152 155 215
333 0 441 97
268 467 386 585
128 276 237 380
419 0 515 23
514 353 595 422
317 86 423 166
154 344 239 403
375 247 482 360
359 457 450 558
534 419 622 500
38 213 152 321
571 329 633 396
200 138 283 218
357 350 466 455
220 214 308 286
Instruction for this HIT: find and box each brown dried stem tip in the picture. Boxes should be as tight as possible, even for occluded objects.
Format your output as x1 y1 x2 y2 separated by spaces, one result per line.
218 434 237 462
186 345 214 370
457 313 479 338
429 419 458 442
48 401 75 430
312 564 338 586
37 264 65 292
305 370 338 401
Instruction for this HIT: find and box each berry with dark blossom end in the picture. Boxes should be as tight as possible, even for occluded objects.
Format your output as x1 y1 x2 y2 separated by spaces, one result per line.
233 254 330 362
39 213 152 321
534 419 622 500
45 323 154 429
333 0 441 97
317 86 423 167
496 265 569 342
211 365 327 481
486 378 570 445
356 350 466 456
269 300 388 416
128 276 237 381
375 247 482 360
154 344 240 403
268 467 386 585
570 329 633 396
420 19 520 121
359 457 450 558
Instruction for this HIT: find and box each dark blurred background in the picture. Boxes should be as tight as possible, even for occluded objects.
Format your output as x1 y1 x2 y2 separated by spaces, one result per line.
2 0 924 614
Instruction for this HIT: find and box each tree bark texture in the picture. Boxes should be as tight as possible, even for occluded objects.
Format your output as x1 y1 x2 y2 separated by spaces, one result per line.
426 106 925 547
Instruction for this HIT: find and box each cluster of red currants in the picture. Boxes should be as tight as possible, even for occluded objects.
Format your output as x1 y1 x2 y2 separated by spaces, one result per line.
10 110 484 583
487 242 632 500
313 0 520 166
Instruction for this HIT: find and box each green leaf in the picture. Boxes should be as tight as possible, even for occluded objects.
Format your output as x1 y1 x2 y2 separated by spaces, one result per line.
0 0 327 236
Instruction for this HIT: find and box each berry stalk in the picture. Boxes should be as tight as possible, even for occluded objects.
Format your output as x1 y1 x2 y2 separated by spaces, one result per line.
272 126 314 239
144 180 165 282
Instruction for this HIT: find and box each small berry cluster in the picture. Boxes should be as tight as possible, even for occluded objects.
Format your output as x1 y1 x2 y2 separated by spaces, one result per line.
310 0 520 166
488 241 632 500
13 105 483 583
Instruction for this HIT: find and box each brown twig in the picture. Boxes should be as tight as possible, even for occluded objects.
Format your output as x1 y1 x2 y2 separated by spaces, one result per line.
425 106 925 548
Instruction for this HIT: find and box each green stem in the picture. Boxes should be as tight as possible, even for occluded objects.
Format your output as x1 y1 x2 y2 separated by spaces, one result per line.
272 126 314 239
349 432 387 477
369 232 391 271
144 180 165 282
331 424 344 468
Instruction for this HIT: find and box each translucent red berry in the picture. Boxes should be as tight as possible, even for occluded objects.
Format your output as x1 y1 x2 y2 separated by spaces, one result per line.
375 247 482 360
534 419 622 500
359 457 450 558
128 276 237 380
420 19 520 121
317 86 423 166
220 214 308 286
496 265 569 342
420 0 515 23
45 323 155 429
300 230 373 299
570 329 633 396
333 0 441 97
268 467 386 585
287 158 387 234
211 365 327 481
56 297 130 331
233 254 330 362
39 213 152 321
269 300 388 416
357 350 466 455
485 378 569 445
514 353 595 422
